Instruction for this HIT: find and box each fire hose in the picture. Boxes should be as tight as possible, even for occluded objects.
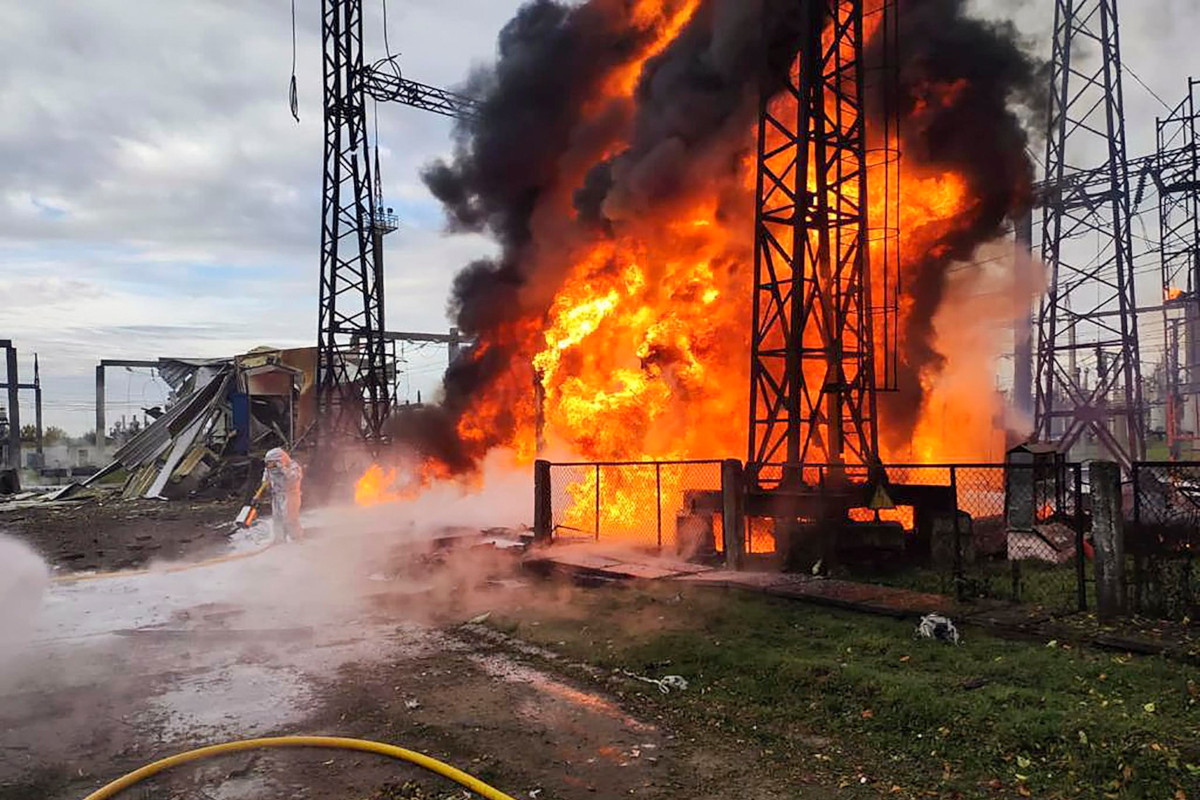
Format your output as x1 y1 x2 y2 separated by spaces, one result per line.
80 735 518 800
50 542 276 585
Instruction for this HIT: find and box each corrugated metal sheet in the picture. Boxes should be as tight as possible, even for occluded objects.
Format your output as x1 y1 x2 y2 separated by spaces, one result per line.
157 358 232 391
84 368 233 487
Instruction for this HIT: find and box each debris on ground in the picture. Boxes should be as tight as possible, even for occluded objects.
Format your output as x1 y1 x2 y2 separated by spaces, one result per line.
0 494 241 571
619 669 689 694
365 781 471 800
915 613 962 645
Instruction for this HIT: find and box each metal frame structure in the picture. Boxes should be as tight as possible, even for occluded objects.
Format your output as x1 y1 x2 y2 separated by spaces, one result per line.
315 1 478 452
317 0 389 447
1156 78 1200 457
1035 0 1144 469
381 327 467 407
95 359 160 450
364 70 479 119
747 0 885 489
0 340 35 470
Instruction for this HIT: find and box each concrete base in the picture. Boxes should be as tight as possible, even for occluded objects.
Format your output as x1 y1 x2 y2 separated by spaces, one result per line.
931 511 975 569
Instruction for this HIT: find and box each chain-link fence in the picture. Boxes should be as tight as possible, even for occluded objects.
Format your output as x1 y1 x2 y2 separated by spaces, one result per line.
540 458 1090 611
814 463 1088 613
955 463 1086 612
546 460 724 554
1129 462 1200 620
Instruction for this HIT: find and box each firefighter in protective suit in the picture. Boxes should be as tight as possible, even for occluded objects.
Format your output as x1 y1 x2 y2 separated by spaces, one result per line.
259 448 303 543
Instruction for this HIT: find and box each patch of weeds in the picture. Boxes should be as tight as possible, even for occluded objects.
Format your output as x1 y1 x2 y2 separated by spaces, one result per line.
492 584 1200 798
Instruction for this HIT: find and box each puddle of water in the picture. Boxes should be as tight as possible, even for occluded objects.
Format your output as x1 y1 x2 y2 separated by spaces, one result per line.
470 653 655 734
146 662 311 741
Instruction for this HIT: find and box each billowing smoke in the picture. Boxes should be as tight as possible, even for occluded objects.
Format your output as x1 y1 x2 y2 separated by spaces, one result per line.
873 0 1042 446
403 0 782 467
402 0 1041 470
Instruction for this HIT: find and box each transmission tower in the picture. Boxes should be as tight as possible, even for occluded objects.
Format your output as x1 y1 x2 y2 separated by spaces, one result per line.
1156 78 1200 458
1034 0 1144 468
315 0 477 455
747 0 897 491
317 0 390 448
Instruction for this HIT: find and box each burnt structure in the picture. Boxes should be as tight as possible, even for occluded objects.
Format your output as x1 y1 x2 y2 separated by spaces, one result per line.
746 0 898 490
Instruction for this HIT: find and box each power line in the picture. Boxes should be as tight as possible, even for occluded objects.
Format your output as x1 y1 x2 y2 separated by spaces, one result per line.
1125 62 1172 112
288 0 300 123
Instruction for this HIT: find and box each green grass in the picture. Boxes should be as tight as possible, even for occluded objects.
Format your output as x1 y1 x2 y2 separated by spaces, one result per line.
836 560 1091 612
493 585 1200 799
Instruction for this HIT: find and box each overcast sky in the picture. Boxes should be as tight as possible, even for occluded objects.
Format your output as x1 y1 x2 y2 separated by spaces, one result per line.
2 0 1198 435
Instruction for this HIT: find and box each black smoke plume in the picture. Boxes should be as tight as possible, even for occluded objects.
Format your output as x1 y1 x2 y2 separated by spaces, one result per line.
401 0 1042 469
872 0 1042 446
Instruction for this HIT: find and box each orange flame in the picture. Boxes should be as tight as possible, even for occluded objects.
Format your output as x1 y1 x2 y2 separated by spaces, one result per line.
382 3 1026 542
354 464 404 506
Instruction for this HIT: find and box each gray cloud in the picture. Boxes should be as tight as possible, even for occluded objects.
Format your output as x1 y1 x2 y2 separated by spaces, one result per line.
1 0 519 432
3 0 1198 434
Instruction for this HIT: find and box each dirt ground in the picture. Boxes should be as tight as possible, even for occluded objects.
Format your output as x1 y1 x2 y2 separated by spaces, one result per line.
0 504 833 800
0 495 242 572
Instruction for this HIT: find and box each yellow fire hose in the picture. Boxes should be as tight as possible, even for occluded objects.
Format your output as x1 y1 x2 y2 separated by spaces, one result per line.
81 735 518 800
50 542 276 585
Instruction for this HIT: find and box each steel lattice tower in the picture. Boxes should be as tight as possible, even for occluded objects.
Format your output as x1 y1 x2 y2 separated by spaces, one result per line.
317 0 391 447
314 0 477 459
1156 78 1200 458
1035 0 1144 468
747 0 885 490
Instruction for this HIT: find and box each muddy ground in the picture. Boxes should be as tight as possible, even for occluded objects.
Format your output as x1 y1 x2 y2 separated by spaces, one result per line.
0 496 243 572
0 505 831 800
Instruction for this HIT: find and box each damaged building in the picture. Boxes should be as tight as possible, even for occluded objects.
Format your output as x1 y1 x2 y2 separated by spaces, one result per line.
83 347 317 500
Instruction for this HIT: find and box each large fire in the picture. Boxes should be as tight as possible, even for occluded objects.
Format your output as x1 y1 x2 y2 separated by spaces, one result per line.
358 0 1032 543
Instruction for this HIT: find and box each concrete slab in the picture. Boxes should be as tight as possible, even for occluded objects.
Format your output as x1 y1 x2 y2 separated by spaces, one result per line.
526 542 713 580
675 570 814 591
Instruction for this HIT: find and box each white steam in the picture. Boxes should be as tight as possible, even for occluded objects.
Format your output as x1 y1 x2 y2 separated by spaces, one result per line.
0 533 50 651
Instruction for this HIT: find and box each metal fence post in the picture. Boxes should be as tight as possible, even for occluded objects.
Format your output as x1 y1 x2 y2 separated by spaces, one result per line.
1130 463 1142 613
950 466 965 601
1075 464 1087 612
594 463 601 541
1131 462 1140 525
533 459 552 543
655 462 663 549
721 459 745 570
1091 460 1127 619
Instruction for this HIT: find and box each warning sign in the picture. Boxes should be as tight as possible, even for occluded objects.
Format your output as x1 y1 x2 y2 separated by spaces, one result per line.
868 483 895 510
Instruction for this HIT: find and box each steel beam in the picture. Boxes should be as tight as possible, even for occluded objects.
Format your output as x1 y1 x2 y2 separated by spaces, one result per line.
383 327 466 366
363 70 479 119
1 340 20 470
95 359 160 450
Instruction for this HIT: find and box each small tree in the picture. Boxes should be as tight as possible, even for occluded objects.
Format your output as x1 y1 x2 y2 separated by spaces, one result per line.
18 425 65 445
